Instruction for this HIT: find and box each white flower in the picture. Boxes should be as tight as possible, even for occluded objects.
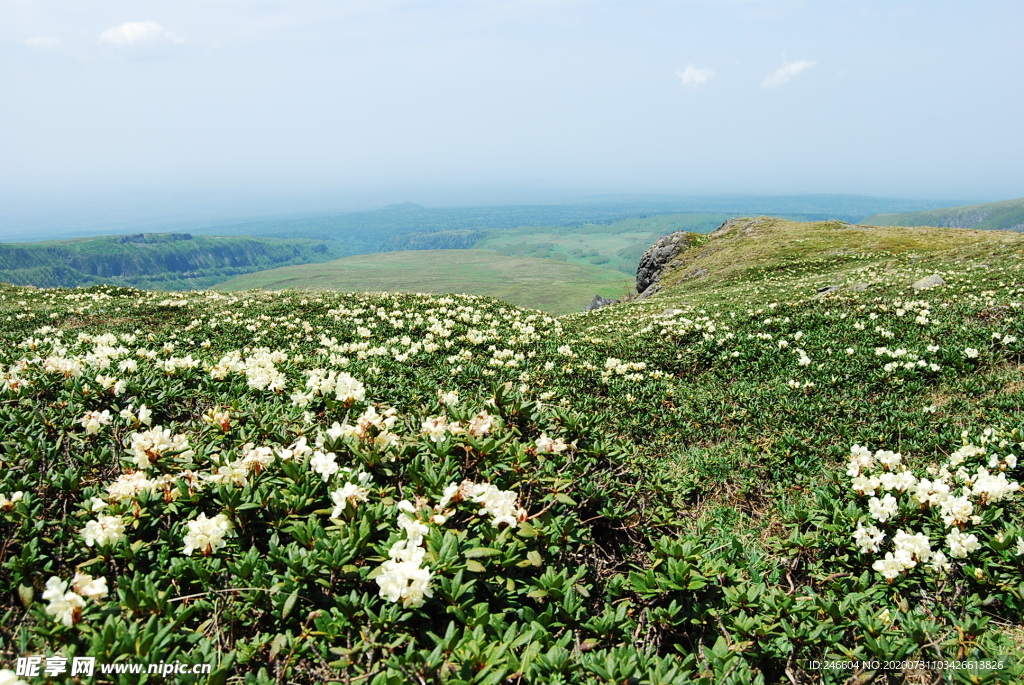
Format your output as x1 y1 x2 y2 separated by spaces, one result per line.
963 348 979 359
875 450 902 470
946 528 981 559
536 433 569 454
310 450 339 482
928 550 952 574
868 493 899 523
463 482 522 528
853 523 885 553
972 469 1020 503
72 572 108 599
0 669 29 685
892 529 932 565
0 491 24 510
330 482 370 517
106 471 157 501
375 558 433 608
909 478 950 508
79 410 112 435
334 372 365 404
846 444 874 477
438 483 461 509
438 389 459 406
183 513 233 556
938 495 974 527
127 425 193 469
1016 537 1024 556
420 416 450 442
42 576 85 626
872 552 907 581
82 514 126 547
467 410 496 438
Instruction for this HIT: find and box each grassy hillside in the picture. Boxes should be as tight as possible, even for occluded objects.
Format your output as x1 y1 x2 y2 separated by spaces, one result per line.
863 197 1024 232
214 249 633 314
0 233 334 290
2 220 1024 683
470 213 728 275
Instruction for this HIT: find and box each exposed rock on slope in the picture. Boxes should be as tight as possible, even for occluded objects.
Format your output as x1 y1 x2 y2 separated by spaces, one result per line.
635 231 700 298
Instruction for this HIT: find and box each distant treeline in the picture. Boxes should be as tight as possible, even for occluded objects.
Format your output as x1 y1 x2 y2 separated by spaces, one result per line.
0 234 334 290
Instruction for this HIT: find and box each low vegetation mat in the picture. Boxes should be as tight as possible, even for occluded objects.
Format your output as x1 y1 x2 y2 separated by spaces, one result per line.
1 218 1024 684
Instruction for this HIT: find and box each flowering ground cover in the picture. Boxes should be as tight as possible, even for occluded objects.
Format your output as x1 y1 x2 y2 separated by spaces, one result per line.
2 219 1024 683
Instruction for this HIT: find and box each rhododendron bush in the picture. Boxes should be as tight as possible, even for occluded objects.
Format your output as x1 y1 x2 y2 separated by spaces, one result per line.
1 252 1024 684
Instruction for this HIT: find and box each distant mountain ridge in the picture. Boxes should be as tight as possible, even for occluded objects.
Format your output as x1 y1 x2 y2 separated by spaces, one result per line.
0 233 333 290
863 197 1024 231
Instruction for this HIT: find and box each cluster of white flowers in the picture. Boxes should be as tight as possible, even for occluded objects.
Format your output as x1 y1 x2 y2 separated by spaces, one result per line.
79 409 112 435
81 514 126 547
461 482 524 528
848 440 1021 581
325 405 401 453
42 573 107 626
119 403 152 427
874 346 941 374
374 477 529 608
209 348 289 392
127 425 194 469
601 357 647 382
330 473 373 518
292 368 366 406
375 501 434 608
183 513 233 556
536 433 570 454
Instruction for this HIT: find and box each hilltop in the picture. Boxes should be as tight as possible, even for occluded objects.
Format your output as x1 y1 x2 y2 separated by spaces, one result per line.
1 219 1023 683
863 197 1024 232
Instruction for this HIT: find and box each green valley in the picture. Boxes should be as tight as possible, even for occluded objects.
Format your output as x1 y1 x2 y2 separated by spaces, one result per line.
215 249 633 314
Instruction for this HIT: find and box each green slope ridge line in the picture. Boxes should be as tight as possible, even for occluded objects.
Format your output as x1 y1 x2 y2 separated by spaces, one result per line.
863 196 1024 232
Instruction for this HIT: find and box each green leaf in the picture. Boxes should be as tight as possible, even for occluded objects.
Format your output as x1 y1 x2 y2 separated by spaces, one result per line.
554 493 577 506
465 547 500 558
466 560 486 573
18 584 33 609
281 589 299 620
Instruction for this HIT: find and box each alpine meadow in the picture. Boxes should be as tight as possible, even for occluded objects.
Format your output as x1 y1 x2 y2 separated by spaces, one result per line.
5 1 1024 683
2 216 1024 683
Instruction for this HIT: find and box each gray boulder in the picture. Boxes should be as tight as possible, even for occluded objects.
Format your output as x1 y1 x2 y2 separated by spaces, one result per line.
636 231 694 296
912 274 945 291
585 295 619 311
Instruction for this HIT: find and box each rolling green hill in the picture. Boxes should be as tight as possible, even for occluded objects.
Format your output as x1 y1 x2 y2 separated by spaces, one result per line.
214 249 632 314
0 232 334 290
863 196 1024 231
2 219 1024 682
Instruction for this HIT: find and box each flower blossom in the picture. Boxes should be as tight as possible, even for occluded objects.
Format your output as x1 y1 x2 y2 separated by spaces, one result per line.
183 513 233 556
82 514 126 547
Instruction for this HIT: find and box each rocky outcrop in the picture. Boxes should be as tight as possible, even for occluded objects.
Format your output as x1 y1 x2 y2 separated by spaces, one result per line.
584 295 619 311
635 232 695 299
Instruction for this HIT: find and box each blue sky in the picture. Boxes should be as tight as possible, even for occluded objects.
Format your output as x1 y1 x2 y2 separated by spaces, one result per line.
2 0 1023 226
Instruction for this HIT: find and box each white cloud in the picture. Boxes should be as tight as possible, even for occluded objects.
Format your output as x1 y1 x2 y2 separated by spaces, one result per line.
23 36 61 49
761 59 815 88
99 21 183 47
676 65 715 89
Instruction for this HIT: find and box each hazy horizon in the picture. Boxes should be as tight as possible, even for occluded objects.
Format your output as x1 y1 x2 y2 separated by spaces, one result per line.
3 0 1022 236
